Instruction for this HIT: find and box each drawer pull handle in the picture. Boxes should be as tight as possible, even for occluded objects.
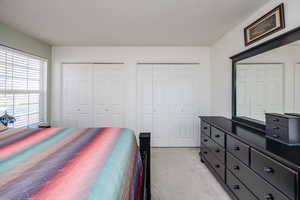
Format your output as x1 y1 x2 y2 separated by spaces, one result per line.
215 134 220 138
263 167 274 173
273 127 280 130
233 185 240 190
273 118 280 122
233 165 240 170
203 151 208 154
272 134 279 138
215 149 220 153
264 194 274 200
215 164 220 168
203 139 208 142
233 146 240 151
203 127 208 130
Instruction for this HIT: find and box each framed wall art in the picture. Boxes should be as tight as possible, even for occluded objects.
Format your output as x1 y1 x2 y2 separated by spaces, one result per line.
244 3 285 46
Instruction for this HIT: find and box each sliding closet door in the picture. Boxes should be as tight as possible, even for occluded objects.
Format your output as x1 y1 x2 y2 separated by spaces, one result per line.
137 66 153 134
62 64 93 128
295 64 300 113
165 66 201 146
138 64 201 147
236 68 252 117
236 64 284 121
93 64 124 127
152 67 171 146
252 64 284 120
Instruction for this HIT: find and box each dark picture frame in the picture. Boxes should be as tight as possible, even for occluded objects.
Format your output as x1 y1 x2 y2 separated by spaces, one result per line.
244 3 285 46
231 26 300 131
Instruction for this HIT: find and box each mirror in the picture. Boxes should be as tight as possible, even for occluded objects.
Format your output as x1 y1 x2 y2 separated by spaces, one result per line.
232 27 300 125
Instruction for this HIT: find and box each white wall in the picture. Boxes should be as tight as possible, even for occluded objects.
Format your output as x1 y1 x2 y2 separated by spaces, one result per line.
211 0 300 117
51 47 211 133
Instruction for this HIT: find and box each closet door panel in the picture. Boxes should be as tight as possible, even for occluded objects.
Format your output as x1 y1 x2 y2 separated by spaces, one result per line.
295 64 300 113
137 64 201 147
153 67 170 146
93 65 124 128
265 64 284 114
236 64 284 121
167 66 201 146
236 69 251 117
62 64 93 128
137 66 153 134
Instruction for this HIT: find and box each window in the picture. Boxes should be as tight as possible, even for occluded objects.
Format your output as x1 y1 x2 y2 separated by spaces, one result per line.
0 45 47 128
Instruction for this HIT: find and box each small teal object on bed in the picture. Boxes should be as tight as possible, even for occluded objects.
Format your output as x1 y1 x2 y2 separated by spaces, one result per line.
0 111 16 126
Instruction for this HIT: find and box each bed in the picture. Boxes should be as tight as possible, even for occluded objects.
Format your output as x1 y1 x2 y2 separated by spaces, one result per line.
0 127 151 200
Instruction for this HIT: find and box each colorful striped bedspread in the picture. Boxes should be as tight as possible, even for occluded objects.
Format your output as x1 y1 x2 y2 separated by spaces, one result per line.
0 128 143 200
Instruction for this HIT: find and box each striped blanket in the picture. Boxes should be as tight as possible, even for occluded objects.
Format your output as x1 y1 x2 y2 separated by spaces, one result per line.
0 128 143 200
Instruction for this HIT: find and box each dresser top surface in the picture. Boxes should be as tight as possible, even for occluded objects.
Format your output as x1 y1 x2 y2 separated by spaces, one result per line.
200 116 300 170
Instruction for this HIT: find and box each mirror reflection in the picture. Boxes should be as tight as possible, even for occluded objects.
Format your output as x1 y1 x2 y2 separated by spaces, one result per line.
236 40 300 122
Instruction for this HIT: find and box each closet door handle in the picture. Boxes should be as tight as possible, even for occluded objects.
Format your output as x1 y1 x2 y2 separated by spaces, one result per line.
233 165 240 170
272 134 279 138
264 194 274 200
263 167 274 173
233 146 240 151
215 164 220 168
233 185 240 190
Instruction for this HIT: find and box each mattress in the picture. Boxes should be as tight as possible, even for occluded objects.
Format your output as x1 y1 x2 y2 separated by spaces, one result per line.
0 127 143 200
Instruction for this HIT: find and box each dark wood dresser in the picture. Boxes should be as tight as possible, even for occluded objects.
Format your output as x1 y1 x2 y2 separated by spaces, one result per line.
200 116 300 200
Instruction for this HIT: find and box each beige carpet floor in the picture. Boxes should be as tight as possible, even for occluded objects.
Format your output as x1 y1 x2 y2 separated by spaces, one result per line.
151 148 231 200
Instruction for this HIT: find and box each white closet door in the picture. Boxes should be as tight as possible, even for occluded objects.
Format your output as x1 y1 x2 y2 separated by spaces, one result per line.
93 64 124 127
137 66 153 134
166 65 201 147
264 64 284 115
295 64 300 113
138 64 201 147
236 64 284 121
62 64 93 128
236 67 252 118
152 67 171 146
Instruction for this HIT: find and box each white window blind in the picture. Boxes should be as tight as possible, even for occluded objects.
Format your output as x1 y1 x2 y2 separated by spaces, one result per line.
0 45 47 128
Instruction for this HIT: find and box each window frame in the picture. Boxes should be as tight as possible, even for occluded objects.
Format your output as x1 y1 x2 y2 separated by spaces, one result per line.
0 45 48 128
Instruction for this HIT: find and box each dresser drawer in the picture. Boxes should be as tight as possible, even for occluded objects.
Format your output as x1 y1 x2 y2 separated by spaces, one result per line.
266 125 289 143
211 127 225 147
202 132 225 164
266 114 288 128
251 149 297 199
227 153 290 200
203 146 225 181
201 146 210 159
210 156 225 181
201 133 211 146
227 170 257 200
227 135 249 165
210 141 225 164
201 121 211 137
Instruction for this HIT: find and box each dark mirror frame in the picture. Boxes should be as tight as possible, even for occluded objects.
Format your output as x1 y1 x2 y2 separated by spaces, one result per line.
230 26 300 131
